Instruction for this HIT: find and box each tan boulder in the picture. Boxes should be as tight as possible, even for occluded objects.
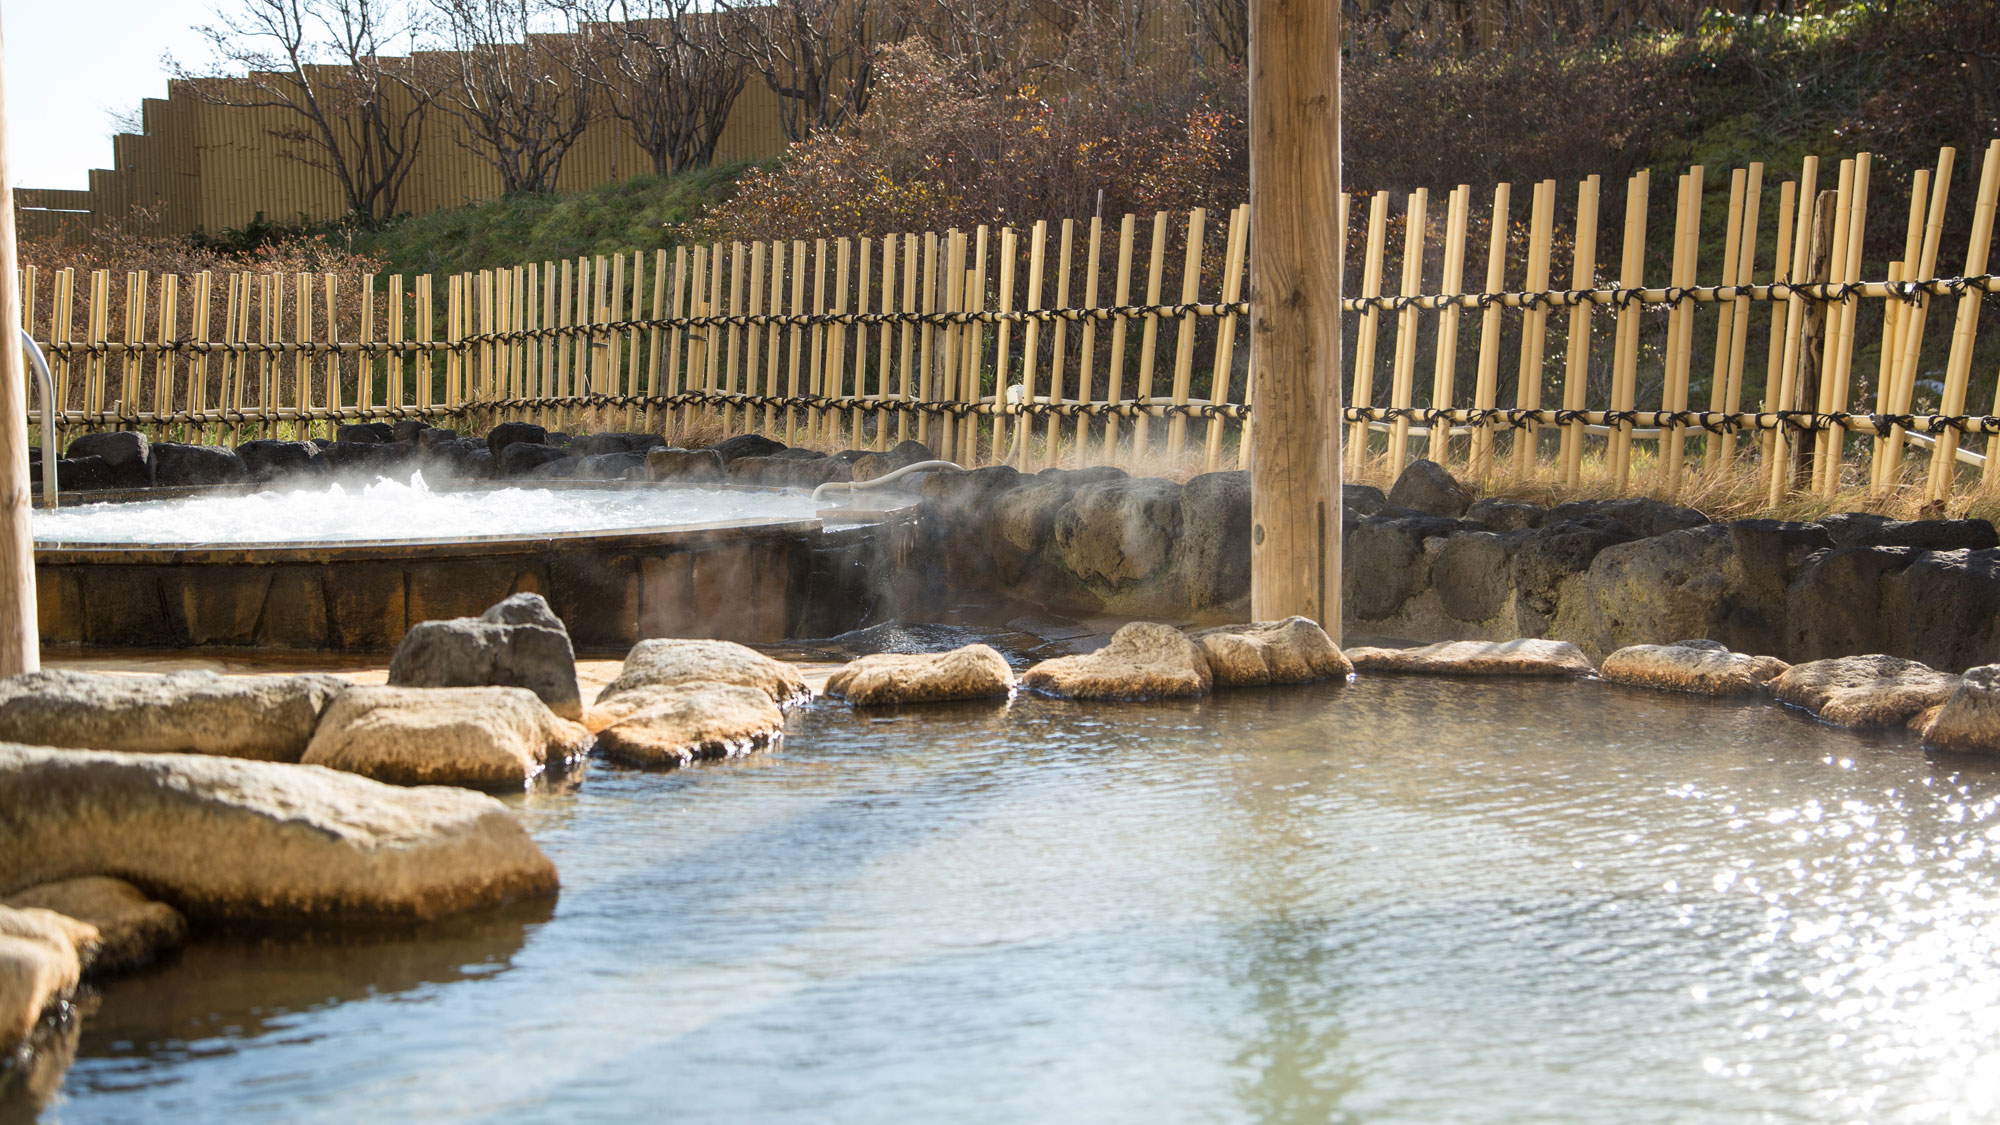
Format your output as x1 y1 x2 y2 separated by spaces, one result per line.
0 905 86 1055
1600 641 1789 696
824 645 1016 705
599 639 810 708
1920 664 2000 752
594 685 784 768
1346 638 1596 677
1772 654 1959 727
3 877 187 973
0 669 347 762
0 743 558 921
1021 622 1213 700
302 685 590 791
1188 617 1351 687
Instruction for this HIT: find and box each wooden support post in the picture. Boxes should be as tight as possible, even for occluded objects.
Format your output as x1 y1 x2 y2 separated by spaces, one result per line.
1248 0 1342 631
0 23 36 674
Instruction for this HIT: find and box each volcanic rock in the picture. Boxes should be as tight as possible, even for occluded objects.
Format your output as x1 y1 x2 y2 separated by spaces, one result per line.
1920 663 2000 753
1021 621 1213 700
0 742 559 920
598 638 811 708
2 877 185 972
1188 617 1351 686
388 593 583 719
150 442 248 487
1345 638 1596 677
1770 654 1959 727
302 685 590 791
1600 640 1789 696
824 644 1017 704
1386 458 1472 517
0 670 348 762
591 685 783 768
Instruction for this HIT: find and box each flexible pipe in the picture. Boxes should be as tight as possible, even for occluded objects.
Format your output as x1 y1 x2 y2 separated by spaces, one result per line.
811 459 963 507
21 331 54 509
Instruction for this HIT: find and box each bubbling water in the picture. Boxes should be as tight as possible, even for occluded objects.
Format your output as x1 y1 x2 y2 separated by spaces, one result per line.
31 473 824 546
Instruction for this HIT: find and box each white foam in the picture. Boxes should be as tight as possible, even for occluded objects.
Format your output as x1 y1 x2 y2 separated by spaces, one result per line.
31 472 822 546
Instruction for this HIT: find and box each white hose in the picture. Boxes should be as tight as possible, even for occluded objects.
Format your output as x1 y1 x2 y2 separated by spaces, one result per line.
811 459 964 507
21 331 55 509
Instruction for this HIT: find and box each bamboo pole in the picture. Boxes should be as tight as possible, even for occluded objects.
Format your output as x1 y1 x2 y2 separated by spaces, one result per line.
1933 140 2000 500
1018 220 1050 466
1102 215 1138 462
991 226 1020 462
1883 150 1956 491
786 240 807 445
1468 182 1510 478
1426 186 1470 465
916 231 938 449
1134 212 1170 456
1046 218 1076 467
826 237 850 447
1559 176 1601 488
959 227 989 459
1660 167 1703 495
1248 0 1343 629
1077 217 1104 462
898 234 918 445
1512 181 1556 478
1348 191 1389 476
745 241 766 439
763 240 786 438
1205 204 1249 472
0 28 36 673
725 241 746 435
874 234 894 450
191 271 212 441
1606 170 1650 490
939 231 967 463
1386 188 1428 472
1710 164 1762 473
1167 207 1208 460
1817 153 1871 496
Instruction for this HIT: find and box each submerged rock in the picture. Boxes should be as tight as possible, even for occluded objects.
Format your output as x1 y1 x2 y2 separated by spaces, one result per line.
599 638 811 708
1189 617 1351 687
2 877 185 973
1770 654 1959 727
1600 640 1789 696
0 742 558 920
389 593 582 720
302 685 589 791
1021 622 1212 700
0 670 348 762
0 906 85 1056
1919 664 2000 752
824 644 1016 705
1346 638 1595 677
591 685 783 768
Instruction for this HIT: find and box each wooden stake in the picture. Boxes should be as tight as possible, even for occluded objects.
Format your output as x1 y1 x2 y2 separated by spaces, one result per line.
0 25 36 672
1248 0 1343 630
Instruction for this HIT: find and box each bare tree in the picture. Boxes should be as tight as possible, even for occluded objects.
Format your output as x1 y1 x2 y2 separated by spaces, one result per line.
177 0 437 223
569 0 749 173
428 0 597 193
719 0 906 142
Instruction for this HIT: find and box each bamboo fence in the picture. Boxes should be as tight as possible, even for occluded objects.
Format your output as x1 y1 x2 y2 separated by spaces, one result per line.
19 141 2000 507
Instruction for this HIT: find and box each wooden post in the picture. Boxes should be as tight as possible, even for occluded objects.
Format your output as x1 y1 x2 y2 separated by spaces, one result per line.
1248 0 1342 631
0 21 36 674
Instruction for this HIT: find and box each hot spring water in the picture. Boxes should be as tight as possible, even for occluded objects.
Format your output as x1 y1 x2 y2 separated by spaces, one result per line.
29 474 825 547
26 677 2000 1122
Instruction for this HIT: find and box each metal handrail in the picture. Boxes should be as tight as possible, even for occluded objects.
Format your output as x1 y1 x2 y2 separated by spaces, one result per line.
22 330 54 509
811 459 963 507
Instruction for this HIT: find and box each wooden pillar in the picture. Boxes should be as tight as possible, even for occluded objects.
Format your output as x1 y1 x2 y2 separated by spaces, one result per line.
0 20 33 676
1248 0 1343 635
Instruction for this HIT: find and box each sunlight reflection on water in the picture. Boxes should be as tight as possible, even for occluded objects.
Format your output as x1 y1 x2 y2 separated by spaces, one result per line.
33 678 2000 1123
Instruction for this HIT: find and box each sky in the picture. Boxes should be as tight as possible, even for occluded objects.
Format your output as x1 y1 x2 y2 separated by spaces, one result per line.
3 0 214 190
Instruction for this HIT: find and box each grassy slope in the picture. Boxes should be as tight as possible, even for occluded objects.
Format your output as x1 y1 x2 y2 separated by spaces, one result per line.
346 163 752 276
